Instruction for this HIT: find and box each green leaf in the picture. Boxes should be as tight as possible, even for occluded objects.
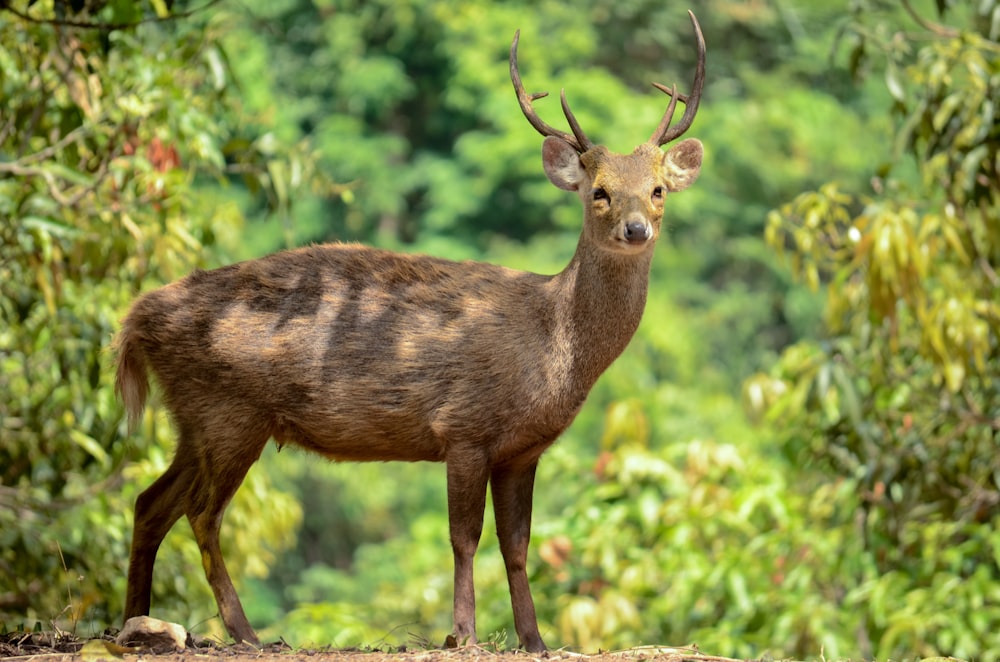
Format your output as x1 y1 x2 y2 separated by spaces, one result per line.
69 429 110 468
149 0 170 19
21 216 83 239
932 92 963 132
885 61 906 102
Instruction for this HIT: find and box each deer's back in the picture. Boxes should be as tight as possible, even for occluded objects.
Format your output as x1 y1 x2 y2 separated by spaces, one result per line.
122 244 583 463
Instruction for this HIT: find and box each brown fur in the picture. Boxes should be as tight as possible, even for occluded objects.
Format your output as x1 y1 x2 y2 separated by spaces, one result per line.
115 87 703 657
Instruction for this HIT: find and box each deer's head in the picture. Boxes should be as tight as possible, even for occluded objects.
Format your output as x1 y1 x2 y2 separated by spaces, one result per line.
511 11 705 255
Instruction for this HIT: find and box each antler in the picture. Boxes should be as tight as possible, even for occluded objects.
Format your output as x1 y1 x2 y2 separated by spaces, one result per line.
510 30 594 154
648 10 706 146
511 12 705 152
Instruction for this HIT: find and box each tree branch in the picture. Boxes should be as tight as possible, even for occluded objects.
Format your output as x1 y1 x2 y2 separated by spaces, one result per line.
1 0 226 31
900 0 960 38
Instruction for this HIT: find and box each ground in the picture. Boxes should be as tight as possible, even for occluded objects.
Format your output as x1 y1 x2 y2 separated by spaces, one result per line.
0 631 746 662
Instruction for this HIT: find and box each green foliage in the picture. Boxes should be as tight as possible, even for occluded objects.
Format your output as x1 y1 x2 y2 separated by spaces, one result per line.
747 0 1000 658
0 0 304 635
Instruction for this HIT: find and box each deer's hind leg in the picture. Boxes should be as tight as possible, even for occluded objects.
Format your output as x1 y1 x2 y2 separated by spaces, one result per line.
124 452 195 623
183 420 270 645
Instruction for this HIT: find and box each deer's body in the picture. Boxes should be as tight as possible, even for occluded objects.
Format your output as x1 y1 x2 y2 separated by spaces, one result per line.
116 15 705 653
119 240 646 465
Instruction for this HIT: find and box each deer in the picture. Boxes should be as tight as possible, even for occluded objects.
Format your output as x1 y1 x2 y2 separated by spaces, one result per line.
114 11 705 653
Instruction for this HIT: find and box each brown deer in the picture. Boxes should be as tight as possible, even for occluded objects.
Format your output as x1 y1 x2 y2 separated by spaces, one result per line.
114 12 705 653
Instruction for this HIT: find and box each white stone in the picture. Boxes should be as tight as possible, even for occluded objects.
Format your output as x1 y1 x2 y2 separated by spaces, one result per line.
115 615 188 652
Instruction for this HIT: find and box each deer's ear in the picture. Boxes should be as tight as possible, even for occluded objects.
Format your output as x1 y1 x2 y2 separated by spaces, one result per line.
662 138 703 192
542 136 585 191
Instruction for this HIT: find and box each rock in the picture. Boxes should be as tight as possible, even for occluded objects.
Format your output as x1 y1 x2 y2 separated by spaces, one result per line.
115 616 188 652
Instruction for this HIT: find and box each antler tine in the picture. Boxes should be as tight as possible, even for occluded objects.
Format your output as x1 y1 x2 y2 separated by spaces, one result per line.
510 30 592 153
560 90 594 153
648 84 680 146
651 83 689 104
649 10 706 147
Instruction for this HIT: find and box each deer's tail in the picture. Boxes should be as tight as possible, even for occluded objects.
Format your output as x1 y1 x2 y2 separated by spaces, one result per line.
113 321 149 433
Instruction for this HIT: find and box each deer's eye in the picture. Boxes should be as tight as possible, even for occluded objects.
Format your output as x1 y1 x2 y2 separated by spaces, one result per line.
593 188 610 203
652 186 664 201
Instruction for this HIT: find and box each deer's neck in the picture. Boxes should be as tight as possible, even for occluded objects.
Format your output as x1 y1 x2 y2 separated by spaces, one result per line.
552 243 653 389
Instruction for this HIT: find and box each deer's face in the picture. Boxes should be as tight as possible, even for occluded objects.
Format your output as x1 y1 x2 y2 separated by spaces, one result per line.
511 10 706 256
542 137 703 254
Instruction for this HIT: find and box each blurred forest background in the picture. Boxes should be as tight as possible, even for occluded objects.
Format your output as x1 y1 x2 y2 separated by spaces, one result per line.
1 0 998 659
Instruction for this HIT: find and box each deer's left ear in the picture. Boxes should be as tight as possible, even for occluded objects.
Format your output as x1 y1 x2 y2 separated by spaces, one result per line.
542 136 586 191
662 138 703 192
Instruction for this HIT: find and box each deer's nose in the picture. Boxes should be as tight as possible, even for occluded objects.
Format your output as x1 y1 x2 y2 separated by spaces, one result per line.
623 220 651 243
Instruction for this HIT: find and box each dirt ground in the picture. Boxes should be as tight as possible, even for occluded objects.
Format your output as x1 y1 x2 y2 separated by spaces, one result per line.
0 631 746 662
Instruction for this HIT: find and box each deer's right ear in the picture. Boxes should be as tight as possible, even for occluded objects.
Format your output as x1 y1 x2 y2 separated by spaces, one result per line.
542 136 585 191
662 138 703 192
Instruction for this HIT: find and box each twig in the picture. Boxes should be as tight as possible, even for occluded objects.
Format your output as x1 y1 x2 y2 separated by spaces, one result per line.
900 0 960 38
7 126 90 166
1 0 226 31
0 126 123 207
0 161 80 206
979 256 999 288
